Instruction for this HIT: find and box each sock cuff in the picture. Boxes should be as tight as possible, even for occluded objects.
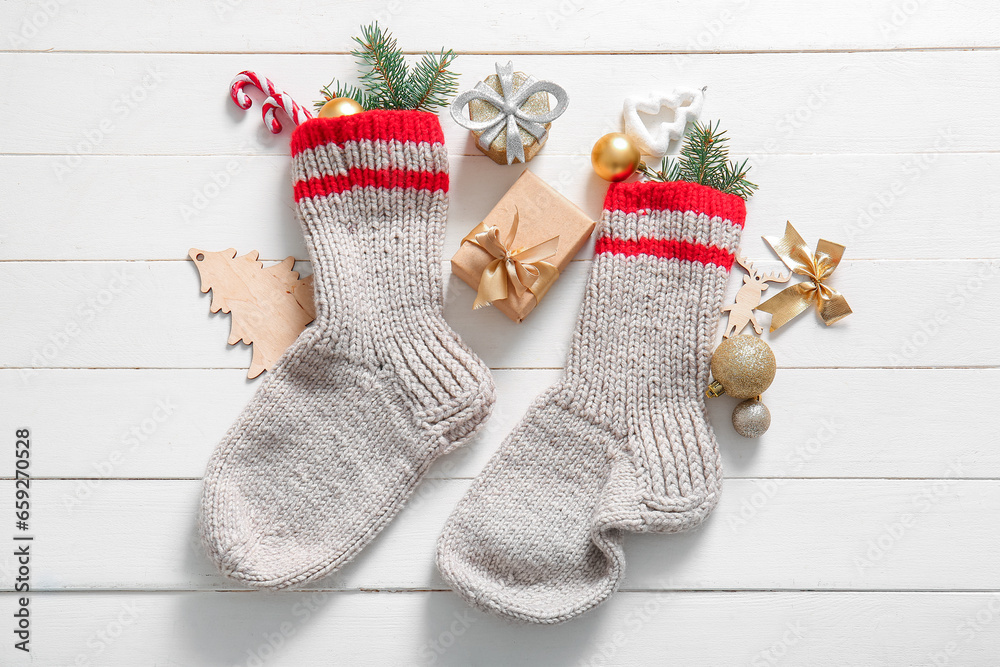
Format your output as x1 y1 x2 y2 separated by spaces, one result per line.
602 180 746 227
290 111 449 203
291 110 445 155
596 181 746 271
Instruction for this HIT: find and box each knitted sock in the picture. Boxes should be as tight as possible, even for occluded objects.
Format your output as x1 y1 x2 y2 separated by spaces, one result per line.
200 111 495 589
437 180 745 623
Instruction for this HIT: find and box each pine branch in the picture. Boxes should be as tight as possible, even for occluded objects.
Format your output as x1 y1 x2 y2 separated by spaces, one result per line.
314 23 460 113
641 120 758 200
352 22 410 109
406 49 459 112
714 158 759 199
314 79 371 113
680 121 728 185
638 156 681 182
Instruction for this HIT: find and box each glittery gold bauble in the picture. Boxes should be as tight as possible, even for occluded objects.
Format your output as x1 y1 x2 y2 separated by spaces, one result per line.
732 399 771 438
318 97 365 118
706 335 776 399
591 133 641 182
469 71 551 165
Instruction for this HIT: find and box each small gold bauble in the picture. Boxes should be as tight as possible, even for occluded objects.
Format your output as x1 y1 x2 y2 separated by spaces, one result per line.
591 132 641 182
706 335 776 399
318 97 365 118
732 399 771 438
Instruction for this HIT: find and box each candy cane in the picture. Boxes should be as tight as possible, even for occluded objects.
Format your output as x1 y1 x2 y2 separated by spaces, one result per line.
229 70 313 134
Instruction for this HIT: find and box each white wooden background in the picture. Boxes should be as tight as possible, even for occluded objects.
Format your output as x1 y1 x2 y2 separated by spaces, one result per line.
2 1 1000 665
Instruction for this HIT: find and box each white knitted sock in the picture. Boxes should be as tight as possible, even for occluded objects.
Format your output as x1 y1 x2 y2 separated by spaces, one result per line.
437 180 745 623
200 111 495 589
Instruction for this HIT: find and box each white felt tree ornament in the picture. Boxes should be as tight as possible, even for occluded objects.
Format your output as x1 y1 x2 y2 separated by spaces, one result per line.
623 88 706 157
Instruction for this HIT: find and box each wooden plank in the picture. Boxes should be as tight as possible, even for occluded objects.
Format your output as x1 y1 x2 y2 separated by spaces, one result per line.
2 368 997 480
0 259 995 370
2 151 997 261
0 368 560 481
1 51 997 156
2 479 997 591
3 0 998 52
2 590 999 666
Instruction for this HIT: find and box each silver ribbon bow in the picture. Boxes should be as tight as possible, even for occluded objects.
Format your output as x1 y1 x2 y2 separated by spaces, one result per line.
450 61 570 164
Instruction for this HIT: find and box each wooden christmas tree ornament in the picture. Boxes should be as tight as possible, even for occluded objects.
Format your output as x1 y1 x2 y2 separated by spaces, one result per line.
189 248 316 379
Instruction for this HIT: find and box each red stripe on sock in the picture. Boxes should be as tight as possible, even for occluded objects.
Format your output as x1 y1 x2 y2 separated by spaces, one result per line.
293 168 449 202
291 110 444 156
594 237 736 269
604 180 746 227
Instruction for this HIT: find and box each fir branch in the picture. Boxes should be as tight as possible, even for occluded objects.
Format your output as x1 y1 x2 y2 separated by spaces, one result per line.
680 121 728 186
405 49 459 112
314 23 460 113
713 157 759 200
641 120 758 200
314 79 371 113
352 22 410 110
638 156 681 182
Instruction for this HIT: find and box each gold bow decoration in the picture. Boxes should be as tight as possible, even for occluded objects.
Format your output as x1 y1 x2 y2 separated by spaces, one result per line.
461 209 560 310
757 222 852 331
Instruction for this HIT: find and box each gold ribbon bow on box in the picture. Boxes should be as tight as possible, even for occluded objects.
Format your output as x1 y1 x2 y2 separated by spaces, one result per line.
757 222 852 331
461 209 560 310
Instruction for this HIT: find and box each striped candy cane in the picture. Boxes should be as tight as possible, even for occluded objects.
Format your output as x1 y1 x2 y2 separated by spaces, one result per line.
230 70 314 134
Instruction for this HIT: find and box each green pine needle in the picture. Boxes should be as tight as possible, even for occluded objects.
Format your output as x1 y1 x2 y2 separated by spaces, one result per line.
713 157 758 201
405 49 459 112
314 23 459 113
352 22 410 109
314 80 372 113
638 156 681 183
640 120 758 200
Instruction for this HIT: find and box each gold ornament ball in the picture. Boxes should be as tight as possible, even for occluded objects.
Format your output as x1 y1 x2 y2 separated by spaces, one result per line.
732 399 771 438
318 97 365 118
706 335 776 399
591 133 641 182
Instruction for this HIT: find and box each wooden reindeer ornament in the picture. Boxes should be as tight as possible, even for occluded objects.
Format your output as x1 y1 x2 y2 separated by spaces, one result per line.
190 248 316 378
721 255 789 337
